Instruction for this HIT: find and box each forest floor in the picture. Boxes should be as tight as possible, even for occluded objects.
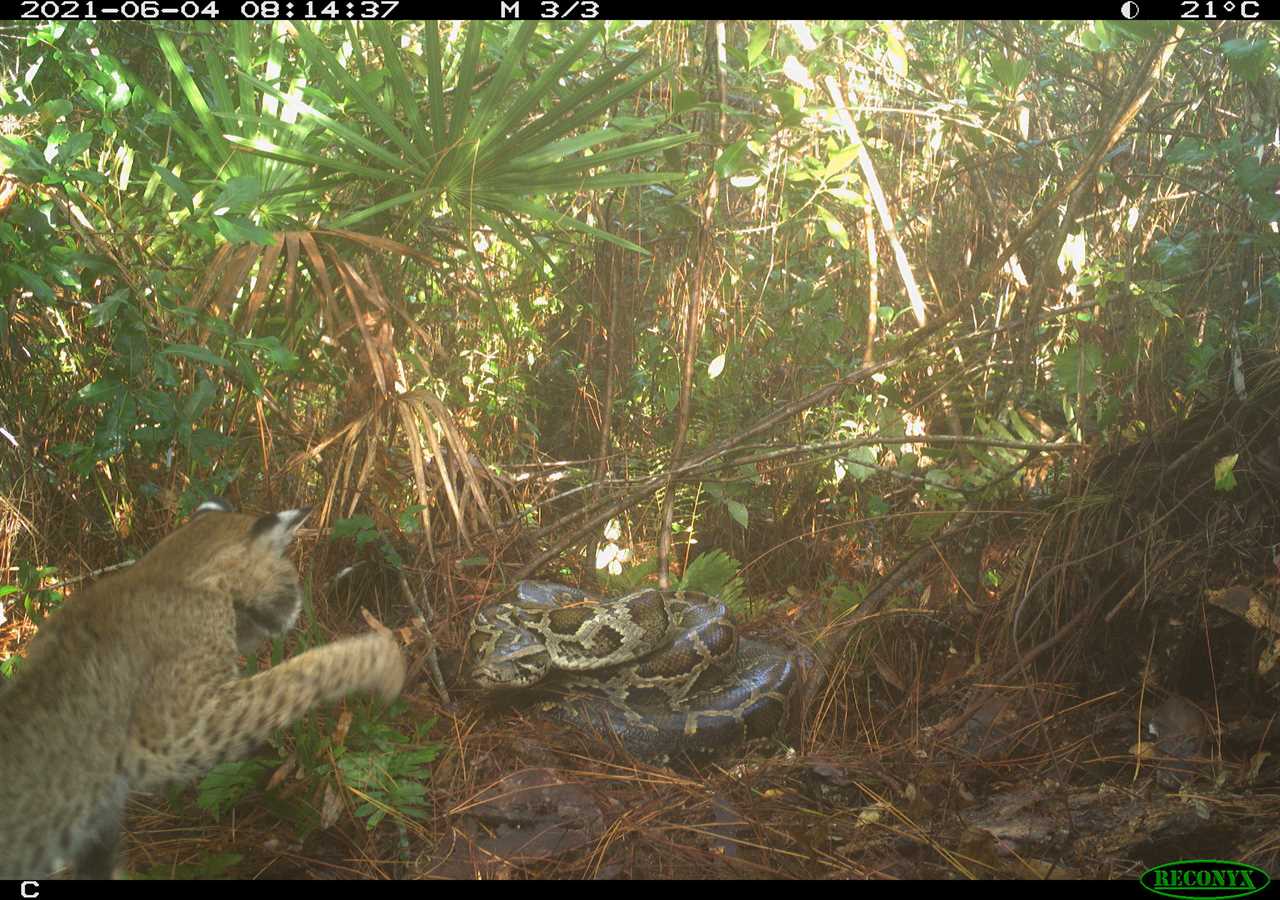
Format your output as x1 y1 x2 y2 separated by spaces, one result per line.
11 378 1280 879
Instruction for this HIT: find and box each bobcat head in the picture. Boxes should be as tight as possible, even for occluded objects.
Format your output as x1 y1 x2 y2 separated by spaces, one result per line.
139 499 311 653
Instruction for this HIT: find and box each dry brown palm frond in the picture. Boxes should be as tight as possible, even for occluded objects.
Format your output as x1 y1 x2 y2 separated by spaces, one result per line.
181 226 512 560
239 235 285 333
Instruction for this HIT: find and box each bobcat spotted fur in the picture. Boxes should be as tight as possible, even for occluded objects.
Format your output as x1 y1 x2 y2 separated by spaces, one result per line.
0 500 407 879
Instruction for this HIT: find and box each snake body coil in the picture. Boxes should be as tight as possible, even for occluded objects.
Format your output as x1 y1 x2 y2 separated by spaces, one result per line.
465 582 800 759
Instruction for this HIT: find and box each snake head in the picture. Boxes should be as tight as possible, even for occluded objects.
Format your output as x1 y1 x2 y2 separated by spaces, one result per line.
464 603 553 689
466 644 552 690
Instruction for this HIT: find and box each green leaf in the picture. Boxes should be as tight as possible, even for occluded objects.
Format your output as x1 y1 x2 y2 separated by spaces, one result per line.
292 23 431 172
237 336 300 372
1235 157 1280 197
843 446 878 483
506 127 625 170
398 505 427 533
816 205 850 250
155 30 228 166
163 344 232 369
1221 38 1274 82
213 175 262 215
821 146 859 179
55 130 93 161
180 377 218 424
678 549 745 606
197 759 275 818
87 290 132 327
988 54 1030 92
1052 344 1102 394
907 511 949 542
331 515 376 542
726 500 749 529
213 215 276 246
673 90 701 116
1165 138 1213 166
1214 453 1238 492
40 98 72 120
233 69 407 171
714 141 750 179
747 23 771 67
75 378 124 405
1152 235 1200 278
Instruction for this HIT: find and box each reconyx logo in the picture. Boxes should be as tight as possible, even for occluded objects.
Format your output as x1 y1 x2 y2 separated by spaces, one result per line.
1140 859 1270 900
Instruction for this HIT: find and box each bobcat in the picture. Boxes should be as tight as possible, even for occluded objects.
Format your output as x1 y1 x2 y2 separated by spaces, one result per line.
0 500 407 879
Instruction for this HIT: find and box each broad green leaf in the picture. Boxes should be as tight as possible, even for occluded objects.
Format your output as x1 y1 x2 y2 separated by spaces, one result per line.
237 336 300 372
180 377 218 424
844 446 878 482
907 511 948 542
213 175 261 215
715 141 749 179
673 89 701 116
824 187 867 206
747 23 771 67
88 291 131 327
1165 138 1212 166
3 264 55 302
726 500 748 529
1214 454 1238 492
40 99 72 119
213 215 275 246
75 378 124 405
1221 38 1274 82
988 54 1029 91
1052 344 1102 394
163 344 232 368
1152 235 1200 278
817 206 850 250
56 131 93 161
821 146 859 179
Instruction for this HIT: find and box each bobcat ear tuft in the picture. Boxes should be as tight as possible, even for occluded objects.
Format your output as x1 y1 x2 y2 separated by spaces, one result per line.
249 507 311 550
194 498 234 515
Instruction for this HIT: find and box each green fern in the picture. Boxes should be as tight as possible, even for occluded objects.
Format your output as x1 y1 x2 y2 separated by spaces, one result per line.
677 550 746 609
599 557 658 594
329 714 441 828
196 758 278 819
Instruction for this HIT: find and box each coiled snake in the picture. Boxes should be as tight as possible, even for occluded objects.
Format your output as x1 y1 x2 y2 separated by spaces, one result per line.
464 582 801 759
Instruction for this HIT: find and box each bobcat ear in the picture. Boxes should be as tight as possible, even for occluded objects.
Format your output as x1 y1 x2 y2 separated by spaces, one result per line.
194 498 234 515
249 507 312 551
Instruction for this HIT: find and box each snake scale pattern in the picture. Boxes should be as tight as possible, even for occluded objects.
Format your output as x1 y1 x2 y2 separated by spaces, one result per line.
464 582 800 759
